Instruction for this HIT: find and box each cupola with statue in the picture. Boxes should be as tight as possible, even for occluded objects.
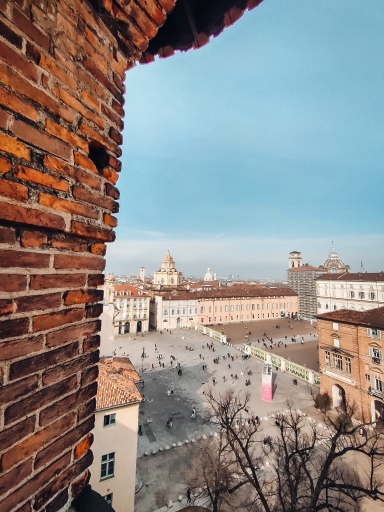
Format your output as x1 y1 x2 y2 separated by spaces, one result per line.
153 251 183 287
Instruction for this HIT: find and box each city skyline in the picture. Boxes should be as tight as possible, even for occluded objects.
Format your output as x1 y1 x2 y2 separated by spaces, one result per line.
106 0 384 278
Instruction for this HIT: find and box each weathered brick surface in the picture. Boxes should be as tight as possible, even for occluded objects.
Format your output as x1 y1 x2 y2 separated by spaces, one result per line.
0 0 184 507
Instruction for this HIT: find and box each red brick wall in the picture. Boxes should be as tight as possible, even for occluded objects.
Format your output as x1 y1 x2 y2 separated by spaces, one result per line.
0 1 175 510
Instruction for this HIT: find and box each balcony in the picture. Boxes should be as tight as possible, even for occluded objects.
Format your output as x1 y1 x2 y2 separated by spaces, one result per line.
372 357 381 365
369 387 384 399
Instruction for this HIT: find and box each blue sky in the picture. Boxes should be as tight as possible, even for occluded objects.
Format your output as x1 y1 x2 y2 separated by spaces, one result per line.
106 0 384 280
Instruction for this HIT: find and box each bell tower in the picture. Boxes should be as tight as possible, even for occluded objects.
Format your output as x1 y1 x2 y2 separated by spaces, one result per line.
289 251 302 269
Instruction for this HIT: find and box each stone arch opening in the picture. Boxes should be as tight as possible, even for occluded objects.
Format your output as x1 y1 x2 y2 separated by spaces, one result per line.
332 384 346 411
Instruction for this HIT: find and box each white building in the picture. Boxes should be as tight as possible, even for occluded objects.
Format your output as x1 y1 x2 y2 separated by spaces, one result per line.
317 272 384 314
112 284 150 335
89 358 142 512
153 251 183 287
152 293 199 330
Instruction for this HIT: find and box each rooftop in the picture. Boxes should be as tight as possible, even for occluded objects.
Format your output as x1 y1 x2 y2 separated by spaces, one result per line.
317 307 384 329
317 272 384 282
96 358 142 411
157 285 297 300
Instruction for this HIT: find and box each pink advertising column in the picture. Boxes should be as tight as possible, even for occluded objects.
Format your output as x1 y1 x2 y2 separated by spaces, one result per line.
262 360 273 402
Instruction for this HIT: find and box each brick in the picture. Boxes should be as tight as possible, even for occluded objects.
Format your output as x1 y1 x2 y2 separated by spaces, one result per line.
0 226 16 244
0 61 74 123
44 155 102 191
103 212 118 227
0 107 11 130
0 274 27 292
35 416 94 471
45 319 101 348
72 185 118 211
0 154 11 174
0 417 36 454
109 126 123 145
36 450 93 510
44 488 69 512
0 177 29 201
40 381 97 427
0 317 29 339
12 6 50 50
85 303 103 319
5 375 77 426
70 470 89 499
88 274 104 287
15 292 62 314
82 56 119 99
42 350 98 387
77 398 96 422
0 375 39 407
51 233 89 252
74 433 93 460
105 182 120 199
78 120 117 154
1 412 76 472
71 221 115 242
54 254 106 271
39 192 99 220
0 18 22 49
51 85 105 130
20 230 47 248
101 102 122 128
39 54 77 91
0 201 66 231
90 243 106 256
0 458 33 498
73 152 97 174
83 335 100 354
0 40 38 82
14 164 69 192
0 298 14 315
0 334 44 362
33 308 84 333
0 132 31 160
46 118 88 153
30 273 86 290
80 89 99 110
0 451 71 512
101 166 119 184
10 342 79 381
14 501 32 512
63 289 103 306
0 84 38 121
0 249 50 269
13 120 72 160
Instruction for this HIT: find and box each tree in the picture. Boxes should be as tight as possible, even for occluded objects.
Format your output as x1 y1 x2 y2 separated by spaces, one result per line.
186 387 384 512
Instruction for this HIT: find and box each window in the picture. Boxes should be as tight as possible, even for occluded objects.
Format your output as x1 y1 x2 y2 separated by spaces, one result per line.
252 304 255 310
369 292 376 300
177 309 180 315
201 318 204 323
209 307 211 313
103 413 116 427
374 374 383 393
103 493 113 505
325 351 330 366
171 309 174 315
101 453 115 479
333 305 337 311
345 357 351 374
325 304 329 309
333 354 343 371
230 305 234 312
200 306 204 313
358 292 365 299
225 306 228 312
350 291 355 298
163 309 168 316
369 347 382 364
257 304 260 310
368 329 382 340
365 374 371 381
183 309 185 314
333 338 340 348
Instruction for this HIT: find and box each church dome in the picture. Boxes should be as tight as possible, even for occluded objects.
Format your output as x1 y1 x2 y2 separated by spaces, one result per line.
322 243 349 273
204 267 213 281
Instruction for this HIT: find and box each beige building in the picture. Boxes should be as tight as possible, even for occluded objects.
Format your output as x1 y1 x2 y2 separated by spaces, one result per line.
112 284 151 335
151 285 298 330
317 272 384 315
318 307 384 423
90 358 142 512
153 251 183 287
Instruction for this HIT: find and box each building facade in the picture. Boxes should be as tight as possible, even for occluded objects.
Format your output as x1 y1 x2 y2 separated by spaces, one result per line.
288 245 349 319
151 285 298 330
153 251 183 287
89 358 142 512
317 272 384 315
112 284 150 335
318 308 384 423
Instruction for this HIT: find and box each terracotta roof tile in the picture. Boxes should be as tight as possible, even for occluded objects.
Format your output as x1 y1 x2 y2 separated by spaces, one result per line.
157 285 296 301
316 272 384 282
317 307 384 329
96 357 142 411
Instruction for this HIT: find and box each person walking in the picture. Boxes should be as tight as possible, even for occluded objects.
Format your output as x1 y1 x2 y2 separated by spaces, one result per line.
186 488 191 503
191 408 196 419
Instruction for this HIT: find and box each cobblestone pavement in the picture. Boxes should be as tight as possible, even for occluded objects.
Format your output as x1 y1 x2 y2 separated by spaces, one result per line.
102 320 324 511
